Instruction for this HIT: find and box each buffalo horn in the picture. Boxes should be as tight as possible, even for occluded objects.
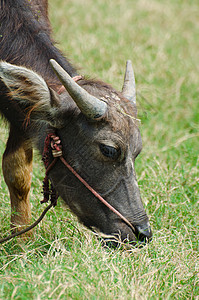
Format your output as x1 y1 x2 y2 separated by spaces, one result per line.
122 60 136 104
50 59 107 120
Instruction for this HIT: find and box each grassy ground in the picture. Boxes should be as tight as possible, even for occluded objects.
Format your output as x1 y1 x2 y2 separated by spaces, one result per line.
0 0 198 299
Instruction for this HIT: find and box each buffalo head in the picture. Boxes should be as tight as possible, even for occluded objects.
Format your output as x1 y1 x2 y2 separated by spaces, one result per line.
0 60 152 245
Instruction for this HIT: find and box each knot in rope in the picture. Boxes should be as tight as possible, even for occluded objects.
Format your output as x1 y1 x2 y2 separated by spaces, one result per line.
51 135 63 157
41 132 60 206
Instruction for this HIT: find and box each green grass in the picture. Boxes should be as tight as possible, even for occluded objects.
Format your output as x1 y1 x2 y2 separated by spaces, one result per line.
0 0 198 298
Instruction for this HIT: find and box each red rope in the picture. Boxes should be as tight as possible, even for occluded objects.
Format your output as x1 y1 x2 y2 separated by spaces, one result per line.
41 133 59 205
57 75 83 95
42 132 135 232
59 156 135 231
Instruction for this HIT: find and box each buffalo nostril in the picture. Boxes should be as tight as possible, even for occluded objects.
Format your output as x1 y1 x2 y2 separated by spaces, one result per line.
135 223 152 242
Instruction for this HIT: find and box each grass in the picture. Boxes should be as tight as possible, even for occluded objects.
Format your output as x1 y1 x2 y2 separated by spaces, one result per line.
0 0 198 298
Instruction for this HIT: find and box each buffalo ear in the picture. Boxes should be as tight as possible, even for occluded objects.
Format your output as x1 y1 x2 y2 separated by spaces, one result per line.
0 61 65 128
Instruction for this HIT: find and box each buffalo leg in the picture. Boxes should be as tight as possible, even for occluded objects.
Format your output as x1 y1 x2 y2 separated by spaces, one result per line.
2 128 33 232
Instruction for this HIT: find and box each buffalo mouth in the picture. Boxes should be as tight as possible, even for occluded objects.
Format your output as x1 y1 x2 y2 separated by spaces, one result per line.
90 221 152 248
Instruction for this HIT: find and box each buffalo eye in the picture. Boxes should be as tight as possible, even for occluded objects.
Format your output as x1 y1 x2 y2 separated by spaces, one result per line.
99 143 121 160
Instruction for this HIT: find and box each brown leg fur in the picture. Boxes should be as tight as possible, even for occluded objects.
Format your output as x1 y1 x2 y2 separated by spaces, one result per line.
2 128 33 233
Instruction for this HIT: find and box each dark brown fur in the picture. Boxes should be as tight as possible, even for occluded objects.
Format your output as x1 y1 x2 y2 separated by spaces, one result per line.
0 0 69 230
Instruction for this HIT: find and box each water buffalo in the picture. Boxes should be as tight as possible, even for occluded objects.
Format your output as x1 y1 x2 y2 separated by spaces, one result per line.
0 0 152 244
